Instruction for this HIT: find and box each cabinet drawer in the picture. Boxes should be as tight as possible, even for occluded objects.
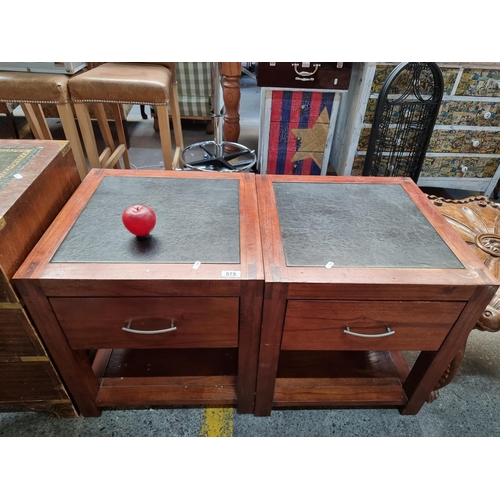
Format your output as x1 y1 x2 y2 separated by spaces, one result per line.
282 300 466 351
50 297 239 349
428 129 500 154
257 62 352 90
270 90 335 123
422 156 499 179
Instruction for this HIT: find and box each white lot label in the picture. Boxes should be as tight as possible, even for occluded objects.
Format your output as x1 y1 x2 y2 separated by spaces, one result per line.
221 270 241 278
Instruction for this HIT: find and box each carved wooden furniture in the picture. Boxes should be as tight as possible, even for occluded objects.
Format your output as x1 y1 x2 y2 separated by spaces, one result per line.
424 194 500 399
254 175 498 416
220 62 242 144
13 169 263 416
0 140 81 417
0 71 88 180
68 63 184 171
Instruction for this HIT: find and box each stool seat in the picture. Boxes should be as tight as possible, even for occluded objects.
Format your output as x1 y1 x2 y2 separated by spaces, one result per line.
0 71 71 104
0 71 87 179
69 63 172 105
68 62 183 171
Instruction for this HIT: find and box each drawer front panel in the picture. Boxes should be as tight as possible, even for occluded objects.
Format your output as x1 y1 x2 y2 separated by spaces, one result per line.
258 62 352 90
437 100 500 127
282 300 466 351
455 69 500 97
369 65 460 95
266 152 322 176
50 297 239 349
421 156 499 179
428 129 500 154
270 90 334 123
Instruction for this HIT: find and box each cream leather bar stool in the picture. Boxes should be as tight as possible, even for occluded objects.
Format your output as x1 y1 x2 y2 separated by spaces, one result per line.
68 63 184 170
0 71 88 180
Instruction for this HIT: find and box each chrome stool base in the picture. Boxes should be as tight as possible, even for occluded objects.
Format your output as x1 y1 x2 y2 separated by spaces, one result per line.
180 62 256 173
181 140 256 172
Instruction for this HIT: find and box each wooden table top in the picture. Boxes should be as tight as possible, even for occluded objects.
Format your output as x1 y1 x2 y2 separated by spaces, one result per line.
256 175 498 291
14 169 263 285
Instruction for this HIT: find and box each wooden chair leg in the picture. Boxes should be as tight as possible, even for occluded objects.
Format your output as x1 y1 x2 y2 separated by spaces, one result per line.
74 103 102 170
170 82 184 151
21 103 52 140
57 103 89 180
93 103 116 154
111 104 130 169
156 105 174 170
92 103 127 169
31 103 53 139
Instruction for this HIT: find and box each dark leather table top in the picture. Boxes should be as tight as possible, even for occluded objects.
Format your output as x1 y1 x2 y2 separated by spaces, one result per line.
273 182 463 268
52 176 241 264
0 145 42 190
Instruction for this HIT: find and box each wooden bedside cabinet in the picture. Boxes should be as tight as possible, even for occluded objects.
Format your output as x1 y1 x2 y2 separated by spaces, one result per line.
0 140 81 417
14 169 263 416
254 175 498 416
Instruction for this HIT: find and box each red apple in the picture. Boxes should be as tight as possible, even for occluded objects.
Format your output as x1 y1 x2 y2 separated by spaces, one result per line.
122 204 156 238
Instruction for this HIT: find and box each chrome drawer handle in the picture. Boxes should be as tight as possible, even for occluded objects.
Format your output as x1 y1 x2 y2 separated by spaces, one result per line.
295 77 315 82
122 321 177 335
292 63 320 77
343 327 395 338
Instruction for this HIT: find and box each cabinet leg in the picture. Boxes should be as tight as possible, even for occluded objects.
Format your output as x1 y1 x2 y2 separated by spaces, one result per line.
401 286 496 415
254 282 288 416
426 341 467 403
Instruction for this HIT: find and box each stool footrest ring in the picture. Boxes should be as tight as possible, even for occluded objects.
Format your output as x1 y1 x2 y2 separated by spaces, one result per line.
180 140 256 172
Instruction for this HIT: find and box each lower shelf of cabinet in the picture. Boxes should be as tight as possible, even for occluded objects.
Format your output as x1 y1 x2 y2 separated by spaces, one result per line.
92 348 238 408
271 350 410 408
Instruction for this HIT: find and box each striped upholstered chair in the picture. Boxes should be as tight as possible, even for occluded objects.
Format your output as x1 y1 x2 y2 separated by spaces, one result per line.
151 62 213 133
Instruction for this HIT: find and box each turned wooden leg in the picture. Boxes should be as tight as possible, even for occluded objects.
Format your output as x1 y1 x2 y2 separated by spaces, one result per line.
221 62 241 144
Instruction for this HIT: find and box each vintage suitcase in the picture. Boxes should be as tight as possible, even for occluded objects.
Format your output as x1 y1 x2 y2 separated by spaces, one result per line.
256 62 353 90
0 139 81 417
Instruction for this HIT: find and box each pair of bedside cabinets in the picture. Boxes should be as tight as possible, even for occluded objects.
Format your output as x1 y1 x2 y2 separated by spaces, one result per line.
13 168 498 417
